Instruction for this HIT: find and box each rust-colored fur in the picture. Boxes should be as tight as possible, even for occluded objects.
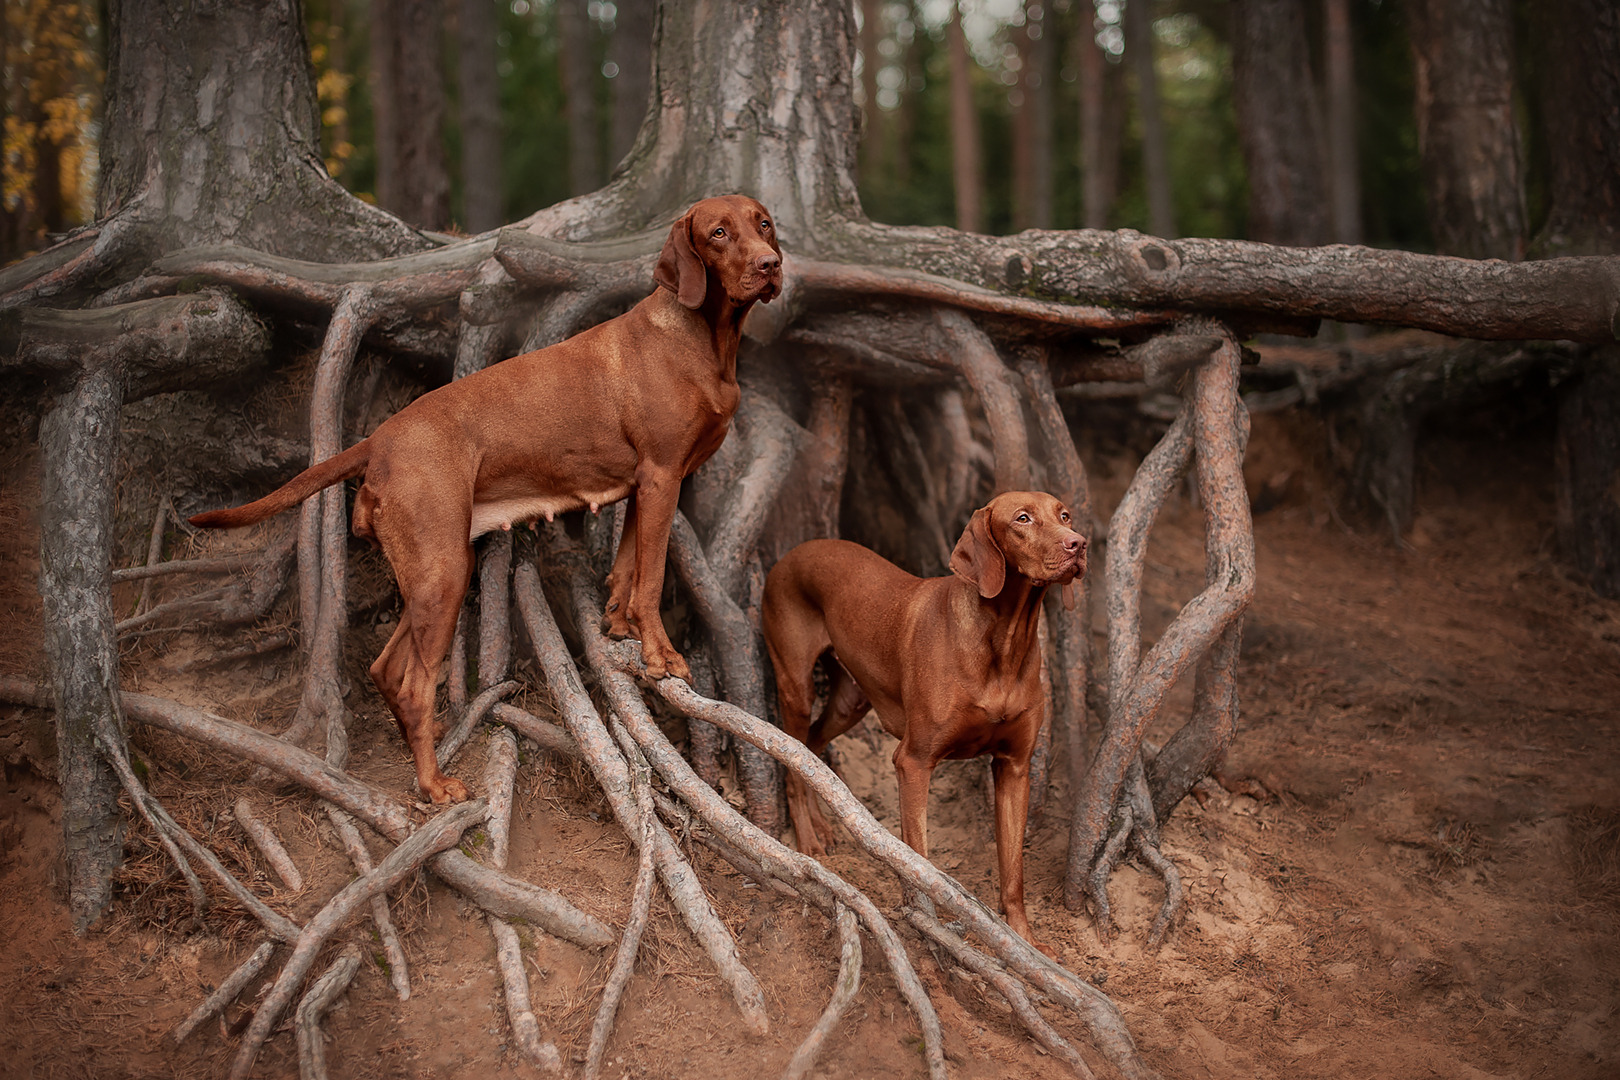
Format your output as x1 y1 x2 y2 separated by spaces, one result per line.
763 492 1085 955
192 196 783 803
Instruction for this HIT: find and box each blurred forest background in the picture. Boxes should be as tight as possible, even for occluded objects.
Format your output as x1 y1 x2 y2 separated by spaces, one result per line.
2 0 1603 263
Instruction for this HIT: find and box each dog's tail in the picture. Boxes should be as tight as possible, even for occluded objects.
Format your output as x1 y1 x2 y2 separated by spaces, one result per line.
189 441 372 529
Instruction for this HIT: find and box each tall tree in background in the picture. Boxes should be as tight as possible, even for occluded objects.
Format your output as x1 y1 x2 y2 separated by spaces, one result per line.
459 0 504 232
947 1 983 232
1124 0 1174 237
1230 0 1328 245
1 0 98 259
1323 0 1361 244
370 0 452 230
1537 0 1620 598
1076 8 1117 228
557 0 600 195
1406 0 1523 260
1531 0 1620 258
859 0 884 194
607 0 654 168
1012 2 1054 229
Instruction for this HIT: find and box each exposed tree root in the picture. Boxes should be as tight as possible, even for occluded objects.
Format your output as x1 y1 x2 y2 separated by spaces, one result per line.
587 720 661 1080
781 902 862 1080
234 797 304 892
1064 322 1254 937
228 799 488 1080
294 947 360 1080
325 807 412 1001
170 939 277 1046
514 562 771 1036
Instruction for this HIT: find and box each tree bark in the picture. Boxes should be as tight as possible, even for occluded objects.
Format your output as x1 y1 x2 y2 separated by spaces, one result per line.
1230 0 1329 246
1556 351 1620 598
1012 2 1054 231
1530 0 1620 258
1323 0 1361 245
558 0 600 196
38 367 126 932
99 0 423 262
1125 0 1174 238
1077 16 1117 229
859 0 883 194
947 1 983 234
371 0 452 230
1406 0 1524 260
458 0 504 233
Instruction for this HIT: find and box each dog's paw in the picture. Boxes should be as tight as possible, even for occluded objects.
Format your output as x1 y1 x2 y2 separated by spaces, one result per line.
425 775 469 805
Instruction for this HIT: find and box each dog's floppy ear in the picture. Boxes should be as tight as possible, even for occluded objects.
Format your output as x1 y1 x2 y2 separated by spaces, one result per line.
655 211 707 309
949 507 1006 600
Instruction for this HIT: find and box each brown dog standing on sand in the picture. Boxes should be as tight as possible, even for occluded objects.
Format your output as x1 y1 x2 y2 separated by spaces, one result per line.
762 491 1085 954
190 195 783 804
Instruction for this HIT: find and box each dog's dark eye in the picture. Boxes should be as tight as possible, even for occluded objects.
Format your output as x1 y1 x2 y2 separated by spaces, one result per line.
1015 512 1031 523
761 219 772 231
1060 511 1070 522
712 227 727 239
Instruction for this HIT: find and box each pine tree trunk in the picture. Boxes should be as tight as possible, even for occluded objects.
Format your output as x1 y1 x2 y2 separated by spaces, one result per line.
558 0 601 196
607 0 654 170
101 0 422 260
1078 19 1112 228
1530 0 1620 258
371 0 452 230
1323 0 1361 244
1125 0 1174 238
1406 0 1524 260
1230 0 1328 246
459 0 505 233
947 2 983 234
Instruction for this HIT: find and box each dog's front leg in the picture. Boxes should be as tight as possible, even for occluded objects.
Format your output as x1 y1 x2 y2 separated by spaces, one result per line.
627 468 689 681
991 714 1053 956
893 740 938 859
602 491 638 638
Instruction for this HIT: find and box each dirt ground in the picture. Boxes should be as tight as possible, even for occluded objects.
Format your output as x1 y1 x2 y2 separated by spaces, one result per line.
2 399 1618 1080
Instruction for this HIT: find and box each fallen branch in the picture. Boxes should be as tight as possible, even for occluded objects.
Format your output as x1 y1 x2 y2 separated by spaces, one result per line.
326 808 411 1000
230 799 489 1080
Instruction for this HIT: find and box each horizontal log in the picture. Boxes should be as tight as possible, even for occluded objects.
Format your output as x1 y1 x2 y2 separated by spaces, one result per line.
1 290 270 400
832 220 1620 343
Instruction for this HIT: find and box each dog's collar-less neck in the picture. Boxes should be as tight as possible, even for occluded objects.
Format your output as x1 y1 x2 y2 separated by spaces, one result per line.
951 573 1046 665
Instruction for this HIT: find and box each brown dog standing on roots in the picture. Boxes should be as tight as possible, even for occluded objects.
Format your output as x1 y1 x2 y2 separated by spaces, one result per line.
190 195 783 804
762 491 1085 954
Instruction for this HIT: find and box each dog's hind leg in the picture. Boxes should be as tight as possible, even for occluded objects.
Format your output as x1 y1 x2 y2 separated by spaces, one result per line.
369 492 476 804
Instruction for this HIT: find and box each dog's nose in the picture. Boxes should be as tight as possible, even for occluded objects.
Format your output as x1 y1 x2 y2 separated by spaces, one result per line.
1063 533 1084 556
756 252 781 274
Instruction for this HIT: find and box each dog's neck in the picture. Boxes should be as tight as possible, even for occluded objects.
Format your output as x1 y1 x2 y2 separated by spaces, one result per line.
952 571 1046 668
651 285 753 385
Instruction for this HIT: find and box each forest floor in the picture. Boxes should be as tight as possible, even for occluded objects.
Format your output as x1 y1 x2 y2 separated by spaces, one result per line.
2 398 1618 1080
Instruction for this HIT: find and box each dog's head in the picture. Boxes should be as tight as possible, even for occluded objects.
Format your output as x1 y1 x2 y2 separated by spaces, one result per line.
655 195 783 310
949 491 1087 609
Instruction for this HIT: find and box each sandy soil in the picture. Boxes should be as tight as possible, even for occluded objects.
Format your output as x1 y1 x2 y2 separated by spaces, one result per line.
2 405 1618 1080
